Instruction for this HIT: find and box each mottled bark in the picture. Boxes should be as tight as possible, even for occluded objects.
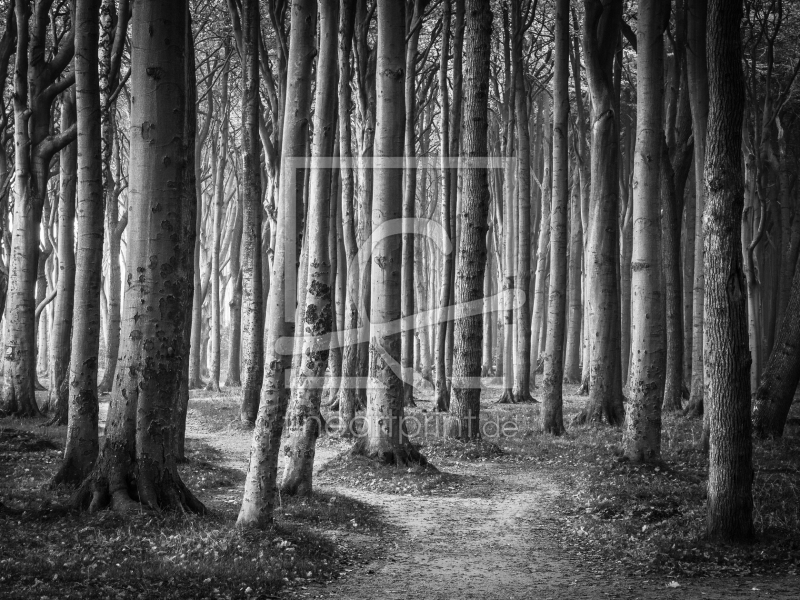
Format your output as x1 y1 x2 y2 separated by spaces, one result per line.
74 0 202 513
280 0 337 496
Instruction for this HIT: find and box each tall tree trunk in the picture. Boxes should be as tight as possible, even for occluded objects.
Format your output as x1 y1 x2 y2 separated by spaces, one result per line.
280 0 337 496
510 0 534 404
225 200 244 387
54 0 104 485
237 0 315 527
448 0 491 440
353 0 423 465
685 0 709 418
74 0 202 513
623 0 665 462
96 0 130 394
752 257 800 437
238 0 265 423
207 55 231 393
337 0 359 435
46 93 77 422
541 0 570 435
576 0 624 425
434 0 453 412
704 0 753 541
564 157 583 384
3 0 39 417
401 0 424 409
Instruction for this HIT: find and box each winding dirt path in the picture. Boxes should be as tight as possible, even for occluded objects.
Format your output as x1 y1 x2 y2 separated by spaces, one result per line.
177 394 799 600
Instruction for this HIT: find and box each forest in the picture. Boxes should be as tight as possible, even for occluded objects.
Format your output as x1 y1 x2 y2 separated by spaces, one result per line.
1 0 799 598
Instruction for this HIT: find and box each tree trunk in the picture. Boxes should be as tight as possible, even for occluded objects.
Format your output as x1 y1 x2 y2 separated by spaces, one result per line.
685 0 709 418
207 54 231 393
3 0 40 418
225 201 244 388
352 0 423 465
238 0 265 423
54 0 105 485
623 0 665 462
577 0 624 425
752 257 800 437
434 0 453 412
401 0 423 409
237 0 315 527
337 0 359 435
448 0 492 441
46 93 77 422
280 0 337 496
564 159 583 384
541 0 569 434
510 0 534 404
74 0 203 513
703 0 753 541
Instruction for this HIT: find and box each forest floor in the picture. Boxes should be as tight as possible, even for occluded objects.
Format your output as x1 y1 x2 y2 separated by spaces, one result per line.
1 378 799 599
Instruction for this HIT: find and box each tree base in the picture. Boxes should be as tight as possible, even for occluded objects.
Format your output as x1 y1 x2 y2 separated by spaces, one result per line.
571 398 625 427
434 386 450 412
72 456 205 515
351 437 428 468
498 389 538 404
683 395 703 418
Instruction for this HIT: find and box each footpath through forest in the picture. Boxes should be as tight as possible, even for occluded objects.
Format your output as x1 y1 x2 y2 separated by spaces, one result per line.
182 392 800 600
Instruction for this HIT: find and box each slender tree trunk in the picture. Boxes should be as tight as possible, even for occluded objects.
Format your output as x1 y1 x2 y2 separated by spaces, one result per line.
564 158 583 384
448 0 491 440
237 0 315 527
541 0 570 435
401 0 423 409
2 0 39 417
96 0 130 394
207 56 231 393
238 0 264 423
623 0 665 462
337 0 359 435
752 257 800 437
685 0 709 418
434 0 453 412
74 0 203 513
54 0 104 485
704 0 753 541
47 93 77 422
510 0 534 404
280 0 337 496
225 201 244 387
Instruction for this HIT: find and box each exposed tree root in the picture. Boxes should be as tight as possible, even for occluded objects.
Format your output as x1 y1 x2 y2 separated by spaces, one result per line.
571 398 625 427
512 389 539 404
497 388 514 404
72 457 205 515
434 386 450 412
351 437 429 468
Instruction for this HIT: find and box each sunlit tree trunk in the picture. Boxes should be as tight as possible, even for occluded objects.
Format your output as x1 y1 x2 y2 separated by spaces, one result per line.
207 54 231 393
237 0 315 527
623 0 665 462
564 158 583 384
576 0 624 425
280 0 337 496
541 0 570 435
46 93 77 422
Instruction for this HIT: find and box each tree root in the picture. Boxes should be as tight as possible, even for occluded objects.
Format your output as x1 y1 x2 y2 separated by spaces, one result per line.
434 386 450 412
350 437 429 468
497 388 514 404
